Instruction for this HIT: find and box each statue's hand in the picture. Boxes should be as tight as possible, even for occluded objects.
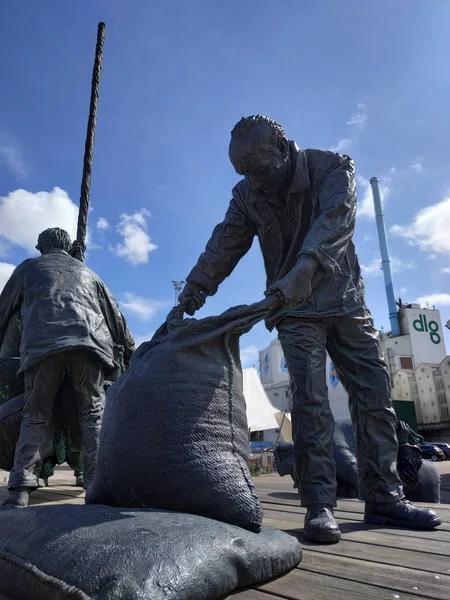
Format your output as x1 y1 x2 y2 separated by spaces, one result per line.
266 256 317 309
396 420 411 445
71 240 86 261
178 282 208 316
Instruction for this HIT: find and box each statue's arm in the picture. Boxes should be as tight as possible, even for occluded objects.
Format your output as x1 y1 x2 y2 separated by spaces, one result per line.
186 194 256 295
0 262 27 346
298 155 356 276
97 281 135 360
118 310 135 365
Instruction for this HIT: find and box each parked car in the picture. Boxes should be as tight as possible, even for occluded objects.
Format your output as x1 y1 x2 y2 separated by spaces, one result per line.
432 442 450 459
420 444 445 462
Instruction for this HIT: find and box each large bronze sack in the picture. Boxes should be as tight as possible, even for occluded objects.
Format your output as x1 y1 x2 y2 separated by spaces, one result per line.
87 300 276 532
0 504 302 600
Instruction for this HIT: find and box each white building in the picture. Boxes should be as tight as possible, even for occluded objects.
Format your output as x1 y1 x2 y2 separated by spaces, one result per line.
258 338 350 421
257 303 450 437
380 304 450 432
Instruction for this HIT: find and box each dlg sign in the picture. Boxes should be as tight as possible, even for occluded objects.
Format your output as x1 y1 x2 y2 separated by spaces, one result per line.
413 314 441 345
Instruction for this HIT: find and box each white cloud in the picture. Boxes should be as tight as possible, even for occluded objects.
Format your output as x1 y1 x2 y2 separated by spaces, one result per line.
390 257 416 273
0 136 27 180
0 239 11 258
361 258 382 277
329 103 369 155
133 330 156 348
240 344 259 367
361 256 416 277
441 268 450 274
399 287 408 294
0 262 16 293
357 172 393 219
0 187 78 253
410 158 424 173
120 292 169 322
390 196 450 254
114 209 157 265
416 293 450 307
330 138 352 154
347 103 367 130
96 217 109 231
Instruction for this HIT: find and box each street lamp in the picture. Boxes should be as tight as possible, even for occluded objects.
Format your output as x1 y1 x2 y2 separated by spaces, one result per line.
172 280 185 306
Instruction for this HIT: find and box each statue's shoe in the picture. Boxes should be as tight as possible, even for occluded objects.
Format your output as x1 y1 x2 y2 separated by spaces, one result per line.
75 475 84 488
304 506 341 544
1 487 32 510
364 500 441 529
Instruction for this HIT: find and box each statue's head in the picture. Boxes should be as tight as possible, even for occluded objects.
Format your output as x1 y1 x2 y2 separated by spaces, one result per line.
229 115 291 195
36 228 72 254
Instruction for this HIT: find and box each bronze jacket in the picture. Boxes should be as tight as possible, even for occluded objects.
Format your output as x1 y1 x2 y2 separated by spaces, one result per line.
0 249 135 373
187 143 366 328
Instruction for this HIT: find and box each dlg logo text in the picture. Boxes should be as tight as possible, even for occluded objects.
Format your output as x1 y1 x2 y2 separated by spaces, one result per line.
413 314 441 345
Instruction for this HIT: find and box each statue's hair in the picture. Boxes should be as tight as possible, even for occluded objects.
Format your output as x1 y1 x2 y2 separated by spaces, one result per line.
36 227 72 254
230 115 285 142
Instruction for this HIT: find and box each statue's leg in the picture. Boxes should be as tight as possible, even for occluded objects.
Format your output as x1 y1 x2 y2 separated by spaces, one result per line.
277 318 336 507
278 317 341 543
327 308 441 528
67 350 105 490
4 357 65 506
326 306 403 503
67 451 84 487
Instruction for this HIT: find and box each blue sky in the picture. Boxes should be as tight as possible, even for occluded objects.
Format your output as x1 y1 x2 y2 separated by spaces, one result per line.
1 1 450 365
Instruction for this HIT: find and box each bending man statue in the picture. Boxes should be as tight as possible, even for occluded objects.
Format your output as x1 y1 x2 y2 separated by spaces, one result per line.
0 227 134 509
179 115 440 543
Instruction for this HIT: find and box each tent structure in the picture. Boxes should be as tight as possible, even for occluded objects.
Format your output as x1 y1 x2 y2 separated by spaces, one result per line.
242 368 281 430
243 368 293 442
243 368 278 432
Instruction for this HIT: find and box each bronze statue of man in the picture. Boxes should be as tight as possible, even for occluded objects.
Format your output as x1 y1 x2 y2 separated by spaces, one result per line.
0 227 134 509
178 115 440 543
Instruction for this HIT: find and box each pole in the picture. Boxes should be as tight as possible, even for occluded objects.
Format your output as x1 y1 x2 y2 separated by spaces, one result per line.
74 22 106 261
370 177 401 336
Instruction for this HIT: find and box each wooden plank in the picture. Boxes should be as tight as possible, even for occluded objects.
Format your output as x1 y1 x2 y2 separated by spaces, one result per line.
262 507 450 540
227 590 281 599
31 487 85 499
28 496 85 506
301 539 450 574
259 488 450 513
336 496 450 518
262 516 450 545
262 502 450 536
0 485 85 507
256 472 450 503
298 552 450 600
257 566 441 600
258 492 450 524
333 528 450 555
258 491 364 512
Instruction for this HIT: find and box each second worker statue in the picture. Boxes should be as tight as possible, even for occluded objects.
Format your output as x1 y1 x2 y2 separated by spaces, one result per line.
0 227 134 509
178 115 441 543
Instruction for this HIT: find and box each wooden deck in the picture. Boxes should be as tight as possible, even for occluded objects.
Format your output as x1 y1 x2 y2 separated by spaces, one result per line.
1 465 450 600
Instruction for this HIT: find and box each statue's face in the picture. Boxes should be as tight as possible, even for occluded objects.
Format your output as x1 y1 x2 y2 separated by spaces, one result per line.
229 125 290 195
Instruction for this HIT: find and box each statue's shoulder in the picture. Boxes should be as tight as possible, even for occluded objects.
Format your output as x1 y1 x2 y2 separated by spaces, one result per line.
12 257 36 275
73 259 101 282
306 148 354 167
304 148 355 184
232 177 252 204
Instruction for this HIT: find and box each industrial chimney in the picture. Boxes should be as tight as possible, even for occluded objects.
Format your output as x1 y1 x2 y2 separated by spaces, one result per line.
369 177 401 336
